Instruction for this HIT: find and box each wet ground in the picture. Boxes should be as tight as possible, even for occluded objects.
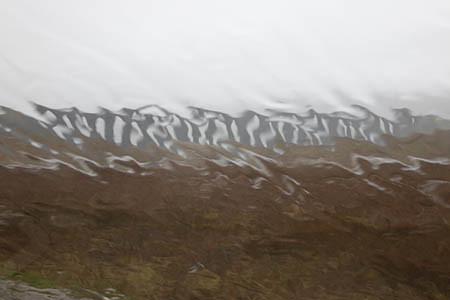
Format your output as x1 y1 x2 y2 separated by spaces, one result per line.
0 280 96 300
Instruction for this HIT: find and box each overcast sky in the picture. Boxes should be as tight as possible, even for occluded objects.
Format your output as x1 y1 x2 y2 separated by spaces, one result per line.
1 0 450 119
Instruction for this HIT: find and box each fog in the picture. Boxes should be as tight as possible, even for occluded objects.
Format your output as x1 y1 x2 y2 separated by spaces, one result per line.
1 0 450 119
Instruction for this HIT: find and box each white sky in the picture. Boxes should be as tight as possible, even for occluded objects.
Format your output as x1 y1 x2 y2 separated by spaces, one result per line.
1 0 450 119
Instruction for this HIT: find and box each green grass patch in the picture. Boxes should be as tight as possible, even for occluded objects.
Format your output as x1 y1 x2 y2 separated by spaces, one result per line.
0 264 135 299
0 265 18 280
0 265 58 289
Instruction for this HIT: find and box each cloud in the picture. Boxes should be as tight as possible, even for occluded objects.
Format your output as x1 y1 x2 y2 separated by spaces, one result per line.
1 0 450 118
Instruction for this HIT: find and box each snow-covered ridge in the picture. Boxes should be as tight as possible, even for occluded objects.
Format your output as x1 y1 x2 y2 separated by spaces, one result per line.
2 103 449 155
1 102 449 179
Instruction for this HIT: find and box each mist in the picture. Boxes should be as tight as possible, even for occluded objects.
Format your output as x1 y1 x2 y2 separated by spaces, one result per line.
1 0 450 119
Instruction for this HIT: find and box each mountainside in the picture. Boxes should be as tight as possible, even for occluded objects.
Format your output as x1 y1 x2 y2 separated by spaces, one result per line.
1 103 450 299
